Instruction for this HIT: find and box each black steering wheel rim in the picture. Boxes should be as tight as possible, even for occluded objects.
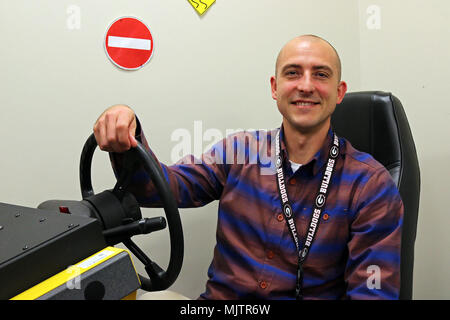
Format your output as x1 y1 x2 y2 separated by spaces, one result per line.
79 133 184 291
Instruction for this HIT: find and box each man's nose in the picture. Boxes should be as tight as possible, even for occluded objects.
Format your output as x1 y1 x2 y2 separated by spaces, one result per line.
296 74 315 94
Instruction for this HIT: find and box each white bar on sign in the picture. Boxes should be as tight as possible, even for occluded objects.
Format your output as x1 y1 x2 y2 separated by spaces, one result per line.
108 36 151 50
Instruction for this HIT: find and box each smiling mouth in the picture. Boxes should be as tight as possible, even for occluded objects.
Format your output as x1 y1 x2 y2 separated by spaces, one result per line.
291 100 320 107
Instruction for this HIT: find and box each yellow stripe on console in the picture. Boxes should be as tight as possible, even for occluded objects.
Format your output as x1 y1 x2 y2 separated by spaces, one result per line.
11 247 124 300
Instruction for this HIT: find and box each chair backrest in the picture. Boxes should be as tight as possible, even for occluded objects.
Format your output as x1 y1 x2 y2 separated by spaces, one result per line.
331 91 421 300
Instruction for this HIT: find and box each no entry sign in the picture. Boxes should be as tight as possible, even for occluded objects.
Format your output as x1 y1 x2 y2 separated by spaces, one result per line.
104 17 154 70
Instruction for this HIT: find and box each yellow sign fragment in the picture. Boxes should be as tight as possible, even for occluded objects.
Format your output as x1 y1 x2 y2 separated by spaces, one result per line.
187 0 215 16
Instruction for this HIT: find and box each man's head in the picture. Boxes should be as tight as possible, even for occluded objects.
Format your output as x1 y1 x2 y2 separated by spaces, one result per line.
274 35 342 81
271 35 347 135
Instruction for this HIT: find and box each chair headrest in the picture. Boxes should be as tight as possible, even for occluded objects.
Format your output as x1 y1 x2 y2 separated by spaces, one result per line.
331 91 403 184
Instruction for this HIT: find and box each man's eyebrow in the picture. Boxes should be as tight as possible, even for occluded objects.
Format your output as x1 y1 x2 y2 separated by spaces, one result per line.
280 64 301 72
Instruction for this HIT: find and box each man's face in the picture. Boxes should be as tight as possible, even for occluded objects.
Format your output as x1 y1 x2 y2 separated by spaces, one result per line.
270 38 347 134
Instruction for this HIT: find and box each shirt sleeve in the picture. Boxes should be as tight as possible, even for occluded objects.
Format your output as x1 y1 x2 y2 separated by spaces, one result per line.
109 117 229 208
345 167 404 299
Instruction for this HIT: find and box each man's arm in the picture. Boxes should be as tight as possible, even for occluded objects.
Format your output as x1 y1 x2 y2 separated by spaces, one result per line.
111 119 229 208
93 104 229 208
345 167 404 299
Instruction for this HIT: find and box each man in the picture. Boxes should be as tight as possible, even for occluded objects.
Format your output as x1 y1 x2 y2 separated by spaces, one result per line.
93 35 403 299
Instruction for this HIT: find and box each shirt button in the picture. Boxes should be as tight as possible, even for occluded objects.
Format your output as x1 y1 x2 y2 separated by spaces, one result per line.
267 250 274 259
277 213 284 222
323 213 329 221
259 280 268 289
289 178 296 185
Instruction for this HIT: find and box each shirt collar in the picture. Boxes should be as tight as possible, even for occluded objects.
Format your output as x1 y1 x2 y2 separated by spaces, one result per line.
279 124 341 176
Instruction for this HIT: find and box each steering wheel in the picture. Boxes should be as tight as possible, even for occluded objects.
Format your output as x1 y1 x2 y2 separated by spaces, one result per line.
78 133 184 291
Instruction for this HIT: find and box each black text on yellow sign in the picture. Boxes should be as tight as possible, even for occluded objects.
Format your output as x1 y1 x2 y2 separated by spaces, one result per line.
187 0 215 16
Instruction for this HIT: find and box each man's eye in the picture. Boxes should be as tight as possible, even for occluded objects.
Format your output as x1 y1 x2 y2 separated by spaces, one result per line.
316 72 329 78
285 70 298 76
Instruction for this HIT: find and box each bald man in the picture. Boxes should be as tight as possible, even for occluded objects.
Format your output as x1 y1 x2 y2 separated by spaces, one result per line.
94 35 403 300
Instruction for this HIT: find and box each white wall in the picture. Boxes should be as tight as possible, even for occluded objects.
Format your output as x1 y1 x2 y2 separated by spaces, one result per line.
0 0 448 299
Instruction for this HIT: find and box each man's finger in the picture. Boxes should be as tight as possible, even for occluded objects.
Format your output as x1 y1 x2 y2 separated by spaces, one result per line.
96 119 110 151
116 114 132 152
129 132 138 148
105 112 122 152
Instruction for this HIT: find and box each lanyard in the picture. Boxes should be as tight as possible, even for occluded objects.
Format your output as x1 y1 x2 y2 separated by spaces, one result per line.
275 129 339 300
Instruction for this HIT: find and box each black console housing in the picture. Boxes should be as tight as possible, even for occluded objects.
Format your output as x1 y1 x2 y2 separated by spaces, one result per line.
0 202 106 299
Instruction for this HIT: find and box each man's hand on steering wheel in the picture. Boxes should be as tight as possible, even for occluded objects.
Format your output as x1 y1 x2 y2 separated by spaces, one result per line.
86 105 184 291
93 104 138 153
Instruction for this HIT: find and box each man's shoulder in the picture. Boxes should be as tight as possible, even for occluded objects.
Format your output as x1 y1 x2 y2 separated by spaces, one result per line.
340 137 403 214
341 137 388 175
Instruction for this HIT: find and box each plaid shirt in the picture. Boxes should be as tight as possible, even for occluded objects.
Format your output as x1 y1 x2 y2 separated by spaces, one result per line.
111 120 403 300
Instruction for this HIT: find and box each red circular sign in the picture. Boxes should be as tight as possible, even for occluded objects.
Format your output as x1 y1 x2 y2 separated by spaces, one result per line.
104 17 154 70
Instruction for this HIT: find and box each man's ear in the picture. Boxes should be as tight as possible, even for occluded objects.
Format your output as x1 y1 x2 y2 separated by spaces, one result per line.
270 76 277 100
336 81 347 104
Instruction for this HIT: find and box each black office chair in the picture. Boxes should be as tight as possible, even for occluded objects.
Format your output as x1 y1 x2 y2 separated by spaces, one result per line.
331 91 421 300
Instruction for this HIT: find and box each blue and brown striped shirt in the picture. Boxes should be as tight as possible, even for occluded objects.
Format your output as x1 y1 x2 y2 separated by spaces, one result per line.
112 121 403 300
